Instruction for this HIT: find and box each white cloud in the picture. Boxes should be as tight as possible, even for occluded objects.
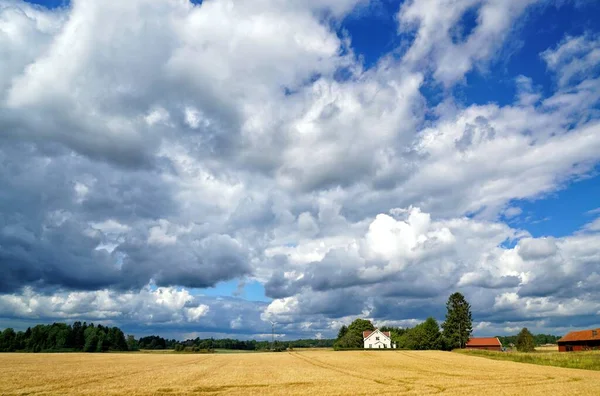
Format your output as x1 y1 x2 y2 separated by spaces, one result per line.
542 33 600 87
1 0 600 338
583 217 600 232
398 0 540 86
187 305 210 322
504 206 523 219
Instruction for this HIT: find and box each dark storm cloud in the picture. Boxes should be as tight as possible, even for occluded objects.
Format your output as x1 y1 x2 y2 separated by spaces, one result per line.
0 141 247 292
0 108 157 170
118 234 252 289
0 219 121 293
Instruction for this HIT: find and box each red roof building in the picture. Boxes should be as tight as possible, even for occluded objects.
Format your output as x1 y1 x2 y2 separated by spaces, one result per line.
558 329 600 352
363 330 391 338
465 337 502 351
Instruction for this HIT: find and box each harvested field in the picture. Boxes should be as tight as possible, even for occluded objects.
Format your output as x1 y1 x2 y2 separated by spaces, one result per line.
1 350 600 395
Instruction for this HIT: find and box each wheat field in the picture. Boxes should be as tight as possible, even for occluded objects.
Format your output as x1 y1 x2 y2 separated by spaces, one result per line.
1 350 599 395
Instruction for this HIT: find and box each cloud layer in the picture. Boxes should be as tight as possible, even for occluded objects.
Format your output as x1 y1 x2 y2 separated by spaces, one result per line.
1 0 600 338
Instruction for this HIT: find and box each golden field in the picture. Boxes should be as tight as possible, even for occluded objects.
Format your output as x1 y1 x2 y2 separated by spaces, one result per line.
1 350 600 395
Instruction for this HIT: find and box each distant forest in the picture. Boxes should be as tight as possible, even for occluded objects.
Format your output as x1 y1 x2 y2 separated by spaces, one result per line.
0 322 333 353
497 334 561 347
0 321 559 353
0 322 131 353
138 335 334 352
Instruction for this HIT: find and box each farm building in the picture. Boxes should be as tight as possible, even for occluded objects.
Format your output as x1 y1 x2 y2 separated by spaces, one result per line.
465 337 503 351
363 329 396 349
558 328 600 352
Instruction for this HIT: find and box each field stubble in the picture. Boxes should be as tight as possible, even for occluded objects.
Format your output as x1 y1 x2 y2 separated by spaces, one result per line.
1 350 599 395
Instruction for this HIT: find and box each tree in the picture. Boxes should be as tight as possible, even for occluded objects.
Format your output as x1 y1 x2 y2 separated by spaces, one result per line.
0 328 17 352
337 325 348 340
347 319 375 335
126 335 139 351
396 318 441 350
334 319 374 349
441 292 473 349
420 317 442 350
84 326 99 352
334 332 363 349
516 328 535 352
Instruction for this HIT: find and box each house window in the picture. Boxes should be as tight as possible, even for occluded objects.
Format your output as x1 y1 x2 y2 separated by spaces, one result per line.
369 345 372 348
376 337 380 341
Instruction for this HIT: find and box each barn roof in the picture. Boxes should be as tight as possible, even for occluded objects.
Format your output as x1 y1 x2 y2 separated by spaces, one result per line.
363 330 391 339
558 329 600 343
466 337 502 347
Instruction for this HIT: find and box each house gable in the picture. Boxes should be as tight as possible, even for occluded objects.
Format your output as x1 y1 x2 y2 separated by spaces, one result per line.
363 329 391 342
363 329 395 349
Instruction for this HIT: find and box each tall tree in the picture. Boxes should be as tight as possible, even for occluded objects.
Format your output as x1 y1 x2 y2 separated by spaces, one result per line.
516 328 535 352
347 319 375 335
336 325 348 340
442 292 472 349
421 317 442 350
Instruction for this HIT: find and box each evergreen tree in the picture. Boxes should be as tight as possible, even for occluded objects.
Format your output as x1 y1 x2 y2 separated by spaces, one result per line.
442 292 473 349
336 325 348 340
516 328 535 352
421 317 442 350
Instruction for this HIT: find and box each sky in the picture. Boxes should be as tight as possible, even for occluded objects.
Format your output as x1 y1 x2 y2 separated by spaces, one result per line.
1 0 600 341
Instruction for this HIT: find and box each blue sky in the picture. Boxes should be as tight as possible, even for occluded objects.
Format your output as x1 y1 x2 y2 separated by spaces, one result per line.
1 0 599 340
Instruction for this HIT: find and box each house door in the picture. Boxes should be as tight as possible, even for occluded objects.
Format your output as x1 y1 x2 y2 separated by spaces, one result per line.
566 345 573 352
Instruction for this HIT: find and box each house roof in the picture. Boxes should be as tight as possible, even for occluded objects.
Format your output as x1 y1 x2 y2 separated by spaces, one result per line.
558 329 600 343
466 337 502 347
363 329 391 339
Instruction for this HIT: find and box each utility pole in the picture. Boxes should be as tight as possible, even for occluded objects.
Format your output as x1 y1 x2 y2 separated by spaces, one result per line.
270 321 275 350
458 322 461 349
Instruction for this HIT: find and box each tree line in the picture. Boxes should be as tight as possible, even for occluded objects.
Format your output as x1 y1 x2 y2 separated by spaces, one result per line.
497 333 560 347
171 337 334 352
0 321 334 353
0 322 134 353
334 292 561 351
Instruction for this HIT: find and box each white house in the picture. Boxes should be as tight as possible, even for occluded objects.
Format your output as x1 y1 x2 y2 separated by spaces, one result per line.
363 329 396 349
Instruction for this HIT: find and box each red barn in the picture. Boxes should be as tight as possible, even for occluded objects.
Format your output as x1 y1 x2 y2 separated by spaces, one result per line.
465 337 502 351
558 329 600 352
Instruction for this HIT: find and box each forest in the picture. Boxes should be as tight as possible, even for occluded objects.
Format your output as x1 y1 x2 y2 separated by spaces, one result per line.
0 322 132 352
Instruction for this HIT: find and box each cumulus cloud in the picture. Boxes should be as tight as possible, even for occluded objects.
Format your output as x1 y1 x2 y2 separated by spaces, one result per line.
1 0 600 338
